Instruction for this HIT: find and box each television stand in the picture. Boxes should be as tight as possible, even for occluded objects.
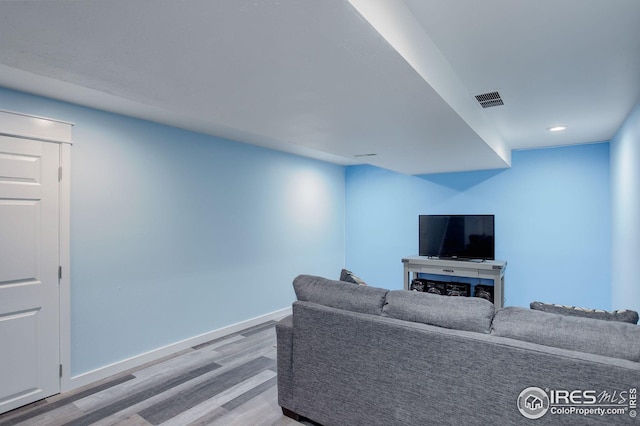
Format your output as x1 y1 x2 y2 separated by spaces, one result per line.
402 256 507 308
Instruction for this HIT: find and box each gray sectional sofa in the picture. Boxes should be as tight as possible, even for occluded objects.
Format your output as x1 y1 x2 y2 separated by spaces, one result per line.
276 275 640 425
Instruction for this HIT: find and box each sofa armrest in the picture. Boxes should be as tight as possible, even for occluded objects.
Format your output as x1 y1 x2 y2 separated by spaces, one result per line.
276 315 294 410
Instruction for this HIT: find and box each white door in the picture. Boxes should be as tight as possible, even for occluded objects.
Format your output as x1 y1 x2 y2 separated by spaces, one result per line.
0 135 61 414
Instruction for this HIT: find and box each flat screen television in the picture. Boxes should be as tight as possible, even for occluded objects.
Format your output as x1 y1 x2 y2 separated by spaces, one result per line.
419 214 495 260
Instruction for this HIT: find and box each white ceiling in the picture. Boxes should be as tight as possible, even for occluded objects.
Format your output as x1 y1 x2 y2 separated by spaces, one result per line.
0 0 638 175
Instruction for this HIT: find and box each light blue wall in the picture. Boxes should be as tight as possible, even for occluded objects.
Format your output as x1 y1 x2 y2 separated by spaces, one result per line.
611 103 640 312
346 143 611 309
0 87 345 376
2 83 628 376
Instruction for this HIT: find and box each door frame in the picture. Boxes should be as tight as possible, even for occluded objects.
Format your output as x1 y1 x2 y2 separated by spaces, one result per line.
0 109 73 393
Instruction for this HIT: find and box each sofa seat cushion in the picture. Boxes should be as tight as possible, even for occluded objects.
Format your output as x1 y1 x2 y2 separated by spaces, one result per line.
293 275 388 316
530 301 639 324
381 290 495 333
492 307 640 362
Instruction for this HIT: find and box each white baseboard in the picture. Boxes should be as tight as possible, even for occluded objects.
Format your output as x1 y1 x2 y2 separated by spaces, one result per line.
63 307 292 392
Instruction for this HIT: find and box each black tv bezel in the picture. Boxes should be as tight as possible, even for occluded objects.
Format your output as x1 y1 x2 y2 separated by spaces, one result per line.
418 214 495 261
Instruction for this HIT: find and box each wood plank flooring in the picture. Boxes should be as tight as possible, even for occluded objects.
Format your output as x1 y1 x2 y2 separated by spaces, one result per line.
0 320 307 426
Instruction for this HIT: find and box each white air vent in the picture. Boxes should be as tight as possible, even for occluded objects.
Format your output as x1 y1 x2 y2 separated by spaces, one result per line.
475 91 504 108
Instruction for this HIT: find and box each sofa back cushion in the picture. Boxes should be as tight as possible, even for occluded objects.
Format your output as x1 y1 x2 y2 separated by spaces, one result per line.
381 290 495 333
492 307 640 362
530 301 639 324
293 275 388 316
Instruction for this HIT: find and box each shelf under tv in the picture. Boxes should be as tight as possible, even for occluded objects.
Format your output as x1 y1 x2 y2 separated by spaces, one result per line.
401 256 507 309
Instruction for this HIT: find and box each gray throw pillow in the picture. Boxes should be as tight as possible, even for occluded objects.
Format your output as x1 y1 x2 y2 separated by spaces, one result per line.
530 301 639 324
339 268 367 286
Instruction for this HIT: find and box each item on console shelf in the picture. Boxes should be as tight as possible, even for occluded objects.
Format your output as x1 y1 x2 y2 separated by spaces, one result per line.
411 278 448 295
474 284 494 304
410 278 426 292
424 280 447 295
446 282 471 297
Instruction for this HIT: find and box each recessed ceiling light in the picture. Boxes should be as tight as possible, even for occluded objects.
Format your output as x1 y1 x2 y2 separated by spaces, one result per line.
547 126 567 132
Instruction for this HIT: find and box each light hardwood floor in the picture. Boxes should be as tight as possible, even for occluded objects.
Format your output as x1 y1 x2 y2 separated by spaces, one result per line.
0 321 307 426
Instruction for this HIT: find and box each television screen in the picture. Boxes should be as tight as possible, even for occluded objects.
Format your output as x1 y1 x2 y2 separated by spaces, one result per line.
419 215 495 260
